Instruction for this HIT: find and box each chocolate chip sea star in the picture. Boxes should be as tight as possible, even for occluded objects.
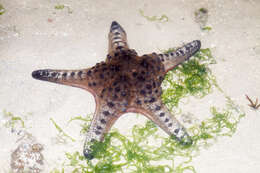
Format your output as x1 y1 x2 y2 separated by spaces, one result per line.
32 21 201 159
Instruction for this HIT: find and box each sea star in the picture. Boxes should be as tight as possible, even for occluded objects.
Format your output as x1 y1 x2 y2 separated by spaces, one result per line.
32 21 201 159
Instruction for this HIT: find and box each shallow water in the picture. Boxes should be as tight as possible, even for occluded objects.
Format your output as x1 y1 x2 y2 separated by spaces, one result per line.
1 0 260 172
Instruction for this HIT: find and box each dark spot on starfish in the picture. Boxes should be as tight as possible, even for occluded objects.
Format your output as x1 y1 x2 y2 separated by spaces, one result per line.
140 90 146 95
78 71 83 77
149 97 156 103
114 32 120 35
97 126 102 130
174 128 180 134
107 55 112 60
87 70 92 76
107 102 114 108
115 65 120 72
140 59 149 68
113 81 118 86
137 76 145 81
121 91 126 97
159 112 165 117
136 99 142 105
108 87 113 91
164 54 169 57
102 67 108 72
132 72 138 77
155 105 161 111
103 111 110 116
176 52 180 56
168 123 172 127
152 81 156 88
155 89 158 93
62 73 67 77
95 131 101 135
113 94 118 99
120 75 127 81
71 72 75 77
92 82 96 86
170 52 174 56
99 73 104 79
114 52 119 57
179 50 184 55
165 118 169 122
51 72 57 77
146 84 152 90
100 119 106 124
115 86 120 92
88 83 92 87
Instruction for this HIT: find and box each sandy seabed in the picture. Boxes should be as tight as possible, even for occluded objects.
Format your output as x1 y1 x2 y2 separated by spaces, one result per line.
0 0 260 172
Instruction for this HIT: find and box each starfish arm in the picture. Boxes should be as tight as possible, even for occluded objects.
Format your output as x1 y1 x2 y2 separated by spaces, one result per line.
31 68 100 92
83 100 119 159
158 40 201 73
135 99 192 145
108 21 129 53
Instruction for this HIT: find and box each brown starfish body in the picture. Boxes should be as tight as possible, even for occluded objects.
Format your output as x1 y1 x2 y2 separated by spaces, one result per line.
32 21 201 159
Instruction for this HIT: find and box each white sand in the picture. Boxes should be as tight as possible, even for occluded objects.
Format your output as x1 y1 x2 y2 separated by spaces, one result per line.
0 0 260 172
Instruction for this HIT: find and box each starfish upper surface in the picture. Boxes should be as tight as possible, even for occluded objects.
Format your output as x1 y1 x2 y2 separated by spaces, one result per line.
32 21 201 159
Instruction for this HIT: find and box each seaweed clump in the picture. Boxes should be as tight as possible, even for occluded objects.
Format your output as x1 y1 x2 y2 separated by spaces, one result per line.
162 48 217 110
50 48 245 173
0 4 5 15
2 110 25 129
54 4 73 14
139 9 169 23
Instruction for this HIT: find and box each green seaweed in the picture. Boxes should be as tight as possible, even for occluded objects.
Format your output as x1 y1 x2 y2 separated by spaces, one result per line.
199 8 208 14
162 48 217 110
139 9 169 22
202 26 212 31
51 48 245 173
54 4 73 14
50 118 76 142
3 110 25 128
55 5 65 10
0 4 5 15
67 115 92 134
52 96 244 173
